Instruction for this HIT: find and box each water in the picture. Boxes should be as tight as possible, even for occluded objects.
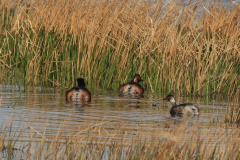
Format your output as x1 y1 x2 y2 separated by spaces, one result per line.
0 84 238 159
0 84 229 140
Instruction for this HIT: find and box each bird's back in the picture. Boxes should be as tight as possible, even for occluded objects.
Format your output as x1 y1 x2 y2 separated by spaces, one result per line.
119 82 144 95
66 87 91 102
170 103 199 115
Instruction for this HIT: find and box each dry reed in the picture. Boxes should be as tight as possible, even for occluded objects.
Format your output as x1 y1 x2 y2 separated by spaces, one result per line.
0 0 239 96
1 114 240 159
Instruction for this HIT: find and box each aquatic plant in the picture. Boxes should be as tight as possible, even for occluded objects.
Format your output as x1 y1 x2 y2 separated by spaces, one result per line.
1 114 240 159
0 0 239 96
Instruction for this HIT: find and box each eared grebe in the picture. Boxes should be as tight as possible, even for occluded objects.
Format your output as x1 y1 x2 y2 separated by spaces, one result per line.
119 74 144 95
66 78 91 102
165 94 199 116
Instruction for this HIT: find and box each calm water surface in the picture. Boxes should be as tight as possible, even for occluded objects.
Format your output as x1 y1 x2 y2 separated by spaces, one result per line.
0 85 230 143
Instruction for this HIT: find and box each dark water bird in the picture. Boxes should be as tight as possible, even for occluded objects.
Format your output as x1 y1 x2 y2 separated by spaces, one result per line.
66 78 91 102
164 94 199 116
118 74 144 96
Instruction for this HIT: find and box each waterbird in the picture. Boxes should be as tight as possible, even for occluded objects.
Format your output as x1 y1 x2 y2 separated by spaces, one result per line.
164 94 199 116
66 78 91 102
118 74 144 96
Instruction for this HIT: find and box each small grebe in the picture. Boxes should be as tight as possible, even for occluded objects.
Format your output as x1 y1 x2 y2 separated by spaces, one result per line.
165 94 199 116
119 74 144 95
66 78 91 102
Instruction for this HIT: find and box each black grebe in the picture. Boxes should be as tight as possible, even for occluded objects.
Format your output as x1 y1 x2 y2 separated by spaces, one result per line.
119 74 144 95
66 78 91 102
165 94 199 115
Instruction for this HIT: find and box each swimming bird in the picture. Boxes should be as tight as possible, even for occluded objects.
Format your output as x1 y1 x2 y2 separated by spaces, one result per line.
165 94 199 116
66 78 91 102
118 74 144 96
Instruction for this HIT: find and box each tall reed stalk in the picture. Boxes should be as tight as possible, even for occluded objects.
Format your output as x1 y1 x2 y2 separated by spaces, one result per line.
0 0 239 96
1 115 240 159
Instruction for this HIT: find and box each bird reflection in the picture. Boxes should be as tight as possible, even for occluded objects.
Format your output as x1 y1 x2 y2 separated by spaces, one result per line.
170 112 200 118
128 101 140 108
119 93 144 99
118 93 143 108
66 100 91 108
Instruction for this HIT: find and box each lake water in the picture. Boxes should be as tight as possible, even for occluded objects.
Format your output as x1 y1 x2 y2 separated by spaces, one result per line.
0 85 230 143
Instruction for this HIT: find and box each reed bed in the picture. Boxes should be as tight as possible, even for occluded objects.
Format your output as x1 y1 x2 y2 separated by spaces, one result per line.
0 115 240 159
0 0 239 96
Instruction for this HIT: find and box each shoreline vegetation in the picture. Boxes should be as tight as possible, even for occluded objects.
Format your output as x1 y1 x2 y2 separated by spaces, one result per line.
0 0 239 96
0 0 239 157
1 109 240 159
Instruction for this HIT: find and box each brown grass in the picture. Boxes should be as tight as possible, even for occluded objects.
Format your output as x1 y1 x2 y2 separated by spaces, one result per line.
0 0 239 96
1 114 240 159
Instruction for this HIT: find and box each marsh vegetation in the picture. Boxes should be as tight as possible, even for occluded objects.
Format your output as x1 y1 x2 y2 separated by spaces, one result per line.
0 0 240 159
0 0 239 96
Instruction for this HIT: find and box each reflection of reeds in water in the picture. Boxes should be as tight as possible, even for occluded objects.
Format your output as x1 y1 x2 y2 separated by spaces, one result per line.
0 0 239 96
1 115 240 159
226 89 240 123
